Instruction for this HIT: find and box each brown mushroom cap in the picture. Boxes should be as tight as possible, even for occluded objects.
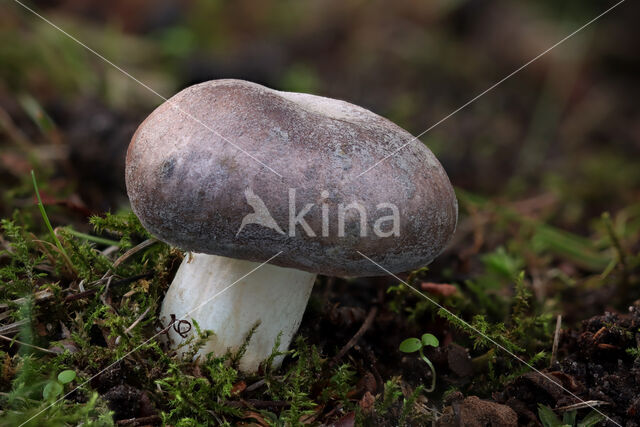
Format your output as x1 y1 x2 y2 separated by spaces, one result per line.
126 79 457 276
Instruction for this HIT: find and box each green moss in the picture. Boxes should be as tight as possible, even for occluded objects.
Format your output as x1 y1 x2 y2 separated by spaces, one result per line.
157 353 242 426
1 188 637 424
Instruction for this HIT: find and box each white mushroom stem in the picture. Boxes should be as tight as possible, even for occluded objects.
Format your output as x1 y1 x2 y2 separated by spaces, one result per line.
160 253 317 373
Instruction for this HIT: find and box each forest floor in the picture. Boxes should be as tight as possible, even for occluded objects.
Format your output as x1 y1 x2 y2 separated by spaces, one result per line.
1 1 640 426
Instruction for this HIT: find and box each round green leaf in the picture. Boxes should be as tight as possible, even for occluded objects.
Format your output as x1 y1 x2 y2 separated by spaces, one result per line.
57 370 76 384
43 381 63 400
399 338 422 353
421 333 439 347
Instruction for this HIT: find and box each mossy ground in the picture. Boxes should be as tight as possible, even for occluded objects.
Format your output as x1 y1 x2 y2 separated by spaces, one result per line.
0 207 435 426
2 1 640 426
0 186 638 425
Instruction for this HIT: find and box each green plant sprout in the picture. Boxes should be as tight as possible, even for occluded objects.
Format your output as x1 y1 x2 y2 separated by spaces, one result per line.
626 329 640 359
399 333 439 392
43 369 77 402
537 404 604 427
31 170 77 276
31 170 66 256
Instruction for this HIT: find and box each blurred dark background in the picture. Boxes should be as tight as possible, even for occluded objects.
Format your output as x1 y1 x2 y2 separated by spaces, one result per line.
1 0 639 229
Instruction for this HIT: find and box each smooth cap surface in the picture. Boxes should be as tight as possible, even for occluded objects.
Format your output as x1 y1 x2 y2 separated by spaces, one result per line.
126 79 457 276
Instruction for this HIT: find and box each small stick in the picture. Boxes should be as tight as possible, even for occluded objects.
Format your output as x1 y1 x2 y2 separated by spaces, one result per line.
92 238 157 290
227 399 291 409
331 306 378 365
592 326 607 342
115 306 153 346
550 314 562 366
245 379 266 392
0 333 57 354
556 400 610 412
113 238 158 269
101 245 120 257
100 275 114 306
0 289 54 310
116 415 161 426
64 273 153 302
0 319 28 335
124 306 152 335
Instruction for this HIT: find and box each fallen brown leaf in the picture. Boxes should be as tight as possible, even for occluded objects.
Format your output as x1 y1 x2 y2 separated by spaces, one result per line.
420 282 458 297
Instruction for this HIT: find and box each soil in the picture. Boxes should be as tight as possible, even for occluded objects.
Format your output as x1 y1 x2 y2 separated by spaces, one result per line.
437 395 518 427
493 303 640 426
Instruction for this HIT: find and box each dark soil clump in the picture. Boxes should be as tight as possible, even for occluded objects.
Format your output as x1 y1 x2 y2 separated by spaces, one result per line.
496 303 640 426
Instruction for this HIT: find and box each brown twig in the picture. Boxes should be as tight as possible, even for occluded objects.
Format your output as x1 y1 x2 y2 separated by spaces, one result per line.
115 306 153 346
0 273 151 314
550 314 562 366
0 333 57 354
245 379 266 392
85 238 157 300
64 273 153 302
331 306 378 365
113 238 158 269
125 306 152 335
0 319 28 336
227 399 291 409
556 400 611 412
0 288 54 310
592 326 607 342
116 415 161 426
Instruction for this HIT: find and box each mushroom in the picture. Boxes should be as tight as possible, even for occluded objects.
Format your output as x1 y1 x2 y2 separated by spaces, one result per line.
125 79 457 372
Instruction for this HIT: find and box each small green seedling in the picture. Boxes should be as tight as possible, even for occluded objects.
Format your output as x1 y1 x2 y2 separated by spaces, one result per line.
399 333 439 392
537 404 605 427
43 369 76 401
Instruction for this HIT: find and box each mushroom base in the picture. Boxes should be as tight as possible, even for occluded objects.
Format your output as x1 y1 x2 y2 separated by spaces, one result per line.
160 253 317 372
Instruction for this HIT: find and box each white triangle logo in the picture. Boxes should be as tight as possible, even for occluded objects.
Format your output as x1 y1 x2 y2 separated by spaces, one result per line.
236 188 285 236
